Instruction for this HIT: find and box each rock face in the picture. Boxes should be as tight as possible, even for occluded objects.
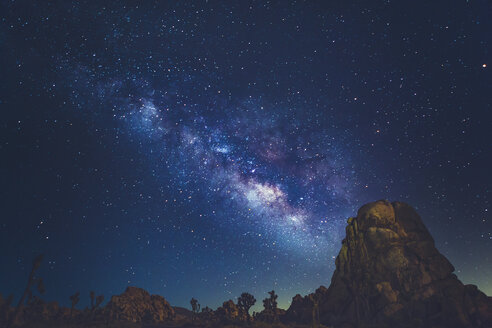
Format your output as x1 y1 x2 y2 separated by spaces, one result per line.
103 286 174 323
286 200 492 328
283 286 328 324
214 299 244 322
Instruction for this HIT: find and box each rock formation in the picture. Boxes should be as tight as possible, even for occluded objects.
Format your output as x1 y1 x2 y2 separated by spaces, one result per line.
284 286 328 324
285 200 492 328
214 299 243 322
173 305 193 320
102 286 175 323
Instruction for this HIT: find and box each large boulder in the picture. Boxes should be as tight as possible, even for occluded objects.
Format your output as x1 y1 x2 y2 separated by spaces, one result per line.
283 286 328 323
286 200 492 328
215 299 244 322
102 286 174 323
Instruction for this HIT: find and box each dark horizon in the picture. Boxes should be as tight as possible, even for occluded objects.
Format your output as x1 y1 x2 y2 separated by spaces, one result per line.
1 0 491 314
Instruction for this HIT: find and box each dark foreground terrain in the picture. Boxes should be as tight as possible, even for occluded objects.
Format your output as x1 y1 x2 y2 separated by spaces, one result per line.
1 201 491 328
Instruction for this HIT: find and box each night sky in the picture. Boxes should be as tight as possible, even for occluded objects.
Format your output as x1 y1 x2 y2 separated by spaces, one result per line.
1 0 491 311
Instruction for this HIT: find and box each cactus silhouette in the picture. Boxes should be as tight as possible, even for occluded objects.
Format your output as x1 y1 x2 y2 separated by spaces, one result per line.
6 254 44 328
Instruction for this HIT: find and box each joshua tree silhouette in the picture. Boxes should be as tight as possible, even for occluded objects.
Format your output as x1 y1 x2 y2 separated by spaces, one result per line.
89 291 104 311
263 290 278 310
69 291 80 318
237 292 256 321
262 290 279 322
96 295 104 308
190 297 200 321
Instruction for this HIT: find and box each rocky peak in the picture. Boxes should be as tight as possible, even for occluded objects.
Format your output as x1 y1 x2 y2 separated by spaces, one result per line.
286 200 492 328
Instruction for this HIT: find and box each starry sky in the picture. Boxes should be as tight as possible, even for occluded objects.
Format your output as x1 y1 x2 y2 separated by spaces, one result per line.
1 0 491 311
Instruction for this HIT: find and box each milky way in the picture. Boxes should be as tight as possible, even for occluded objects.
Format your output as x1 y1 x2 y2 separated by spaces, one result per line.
65 68 355 255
